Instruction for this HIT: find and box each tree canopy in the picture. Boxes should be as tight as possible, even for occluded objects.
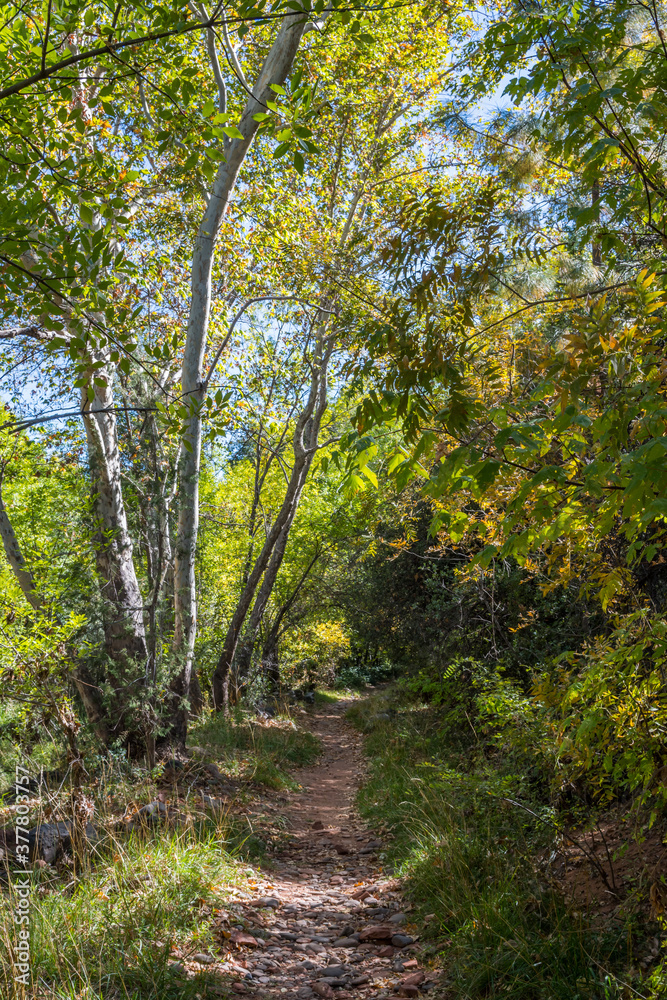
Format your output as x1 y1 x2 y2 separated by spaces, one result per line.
3 1 667 992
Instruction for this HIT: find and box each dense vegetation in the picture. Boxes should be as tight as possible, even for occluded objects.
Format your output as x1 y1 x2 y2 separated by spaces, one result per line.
2 0 667 996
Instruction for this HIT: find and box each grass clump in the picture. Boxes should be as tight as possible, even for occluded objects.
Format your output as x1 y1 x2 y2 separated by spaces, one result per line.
249 757 299 790
189 709 320 789
1 822 239 999
349 689 641 1000
313 690 340 705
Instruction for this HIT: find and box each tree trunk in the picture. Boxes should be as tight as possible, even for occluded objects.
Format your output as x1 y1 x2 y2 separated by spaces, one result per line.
0 476 42 611
210 460 308 710
210 333 332 711
81 370 148 742
171 13 307 738
237 541 323 693
264 646 281 693
592 177 601 266
190 666 204 715
232 520 293 689
70 661 110 744
260 544 324 687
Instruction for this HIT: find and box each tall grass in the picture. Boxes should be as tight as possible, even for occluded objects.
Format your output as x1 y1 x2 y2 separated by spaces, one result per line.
349 693 641 1000
1 819 239 999
189 710 320 789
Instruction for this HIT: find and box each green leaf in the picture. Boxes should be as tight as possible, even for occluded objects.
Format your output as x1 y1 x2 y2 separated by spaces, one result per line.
361 465 378 487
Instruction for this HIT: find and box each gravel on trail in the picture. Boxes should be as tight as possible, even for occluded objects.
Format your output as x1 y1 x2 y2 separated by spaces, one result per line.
174 702 439 1000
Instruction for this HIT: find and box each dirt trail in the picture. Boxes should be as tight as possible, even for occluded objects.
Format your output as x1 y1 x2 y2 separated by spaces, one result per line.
279 702 366 832
182 701 436 1000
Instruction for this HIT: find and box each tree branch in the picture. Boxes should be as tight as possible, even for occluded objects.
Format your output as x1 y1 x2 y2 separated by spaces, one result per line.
1 406 158 434
203 294 337 389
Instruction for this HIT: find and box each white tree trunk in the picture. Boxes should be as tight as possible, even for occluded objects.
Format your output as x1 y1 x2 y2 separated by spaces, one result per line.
81 367 147 677
172 14 307 733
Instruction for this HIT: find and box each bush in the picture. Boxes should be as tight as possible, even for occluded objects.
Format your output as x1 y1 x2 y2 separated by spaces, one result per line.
334 651 398 689
533 609 667 820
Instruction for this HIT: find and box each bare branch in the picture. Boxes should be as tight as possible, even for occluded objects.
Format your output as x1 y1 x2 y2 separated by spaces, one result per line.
138 76 155 126
190 2 228 113
1 405 158 434
203 294 337 389
220 9 250 93
0 324 45 340
41 0 52 74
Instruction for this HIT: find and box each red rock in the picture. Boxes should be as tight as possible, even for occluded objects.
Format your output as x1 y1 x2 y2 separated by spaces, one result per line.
230 929 258 947
350 886 375 900
312 983 335 999
377 946 395 957
330 875 343 885
358 924 394 941
231 983 247 994
402 960 419 969
401 972 425 987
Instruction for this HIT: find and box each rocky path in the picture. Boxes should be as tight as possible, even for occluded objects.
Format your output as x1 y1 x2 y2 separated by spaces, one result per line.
180 701 436 1000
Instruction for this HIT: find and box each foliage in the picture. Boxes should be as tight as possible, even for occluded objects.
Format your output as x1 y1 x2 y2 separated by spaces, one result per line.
534 609 667 821
349 690 645 1000
334 651 396 690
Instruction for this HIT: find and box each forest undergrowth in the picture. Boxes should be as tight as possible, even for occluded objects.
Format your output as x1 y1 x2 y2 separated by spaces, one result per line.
0 709 321 999
349 686 667 1000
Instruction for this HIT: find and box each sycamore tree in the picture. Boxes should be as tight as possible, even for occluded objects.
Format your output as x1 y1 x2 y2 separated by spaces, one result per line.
0 0 470 742
202 3 472 710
